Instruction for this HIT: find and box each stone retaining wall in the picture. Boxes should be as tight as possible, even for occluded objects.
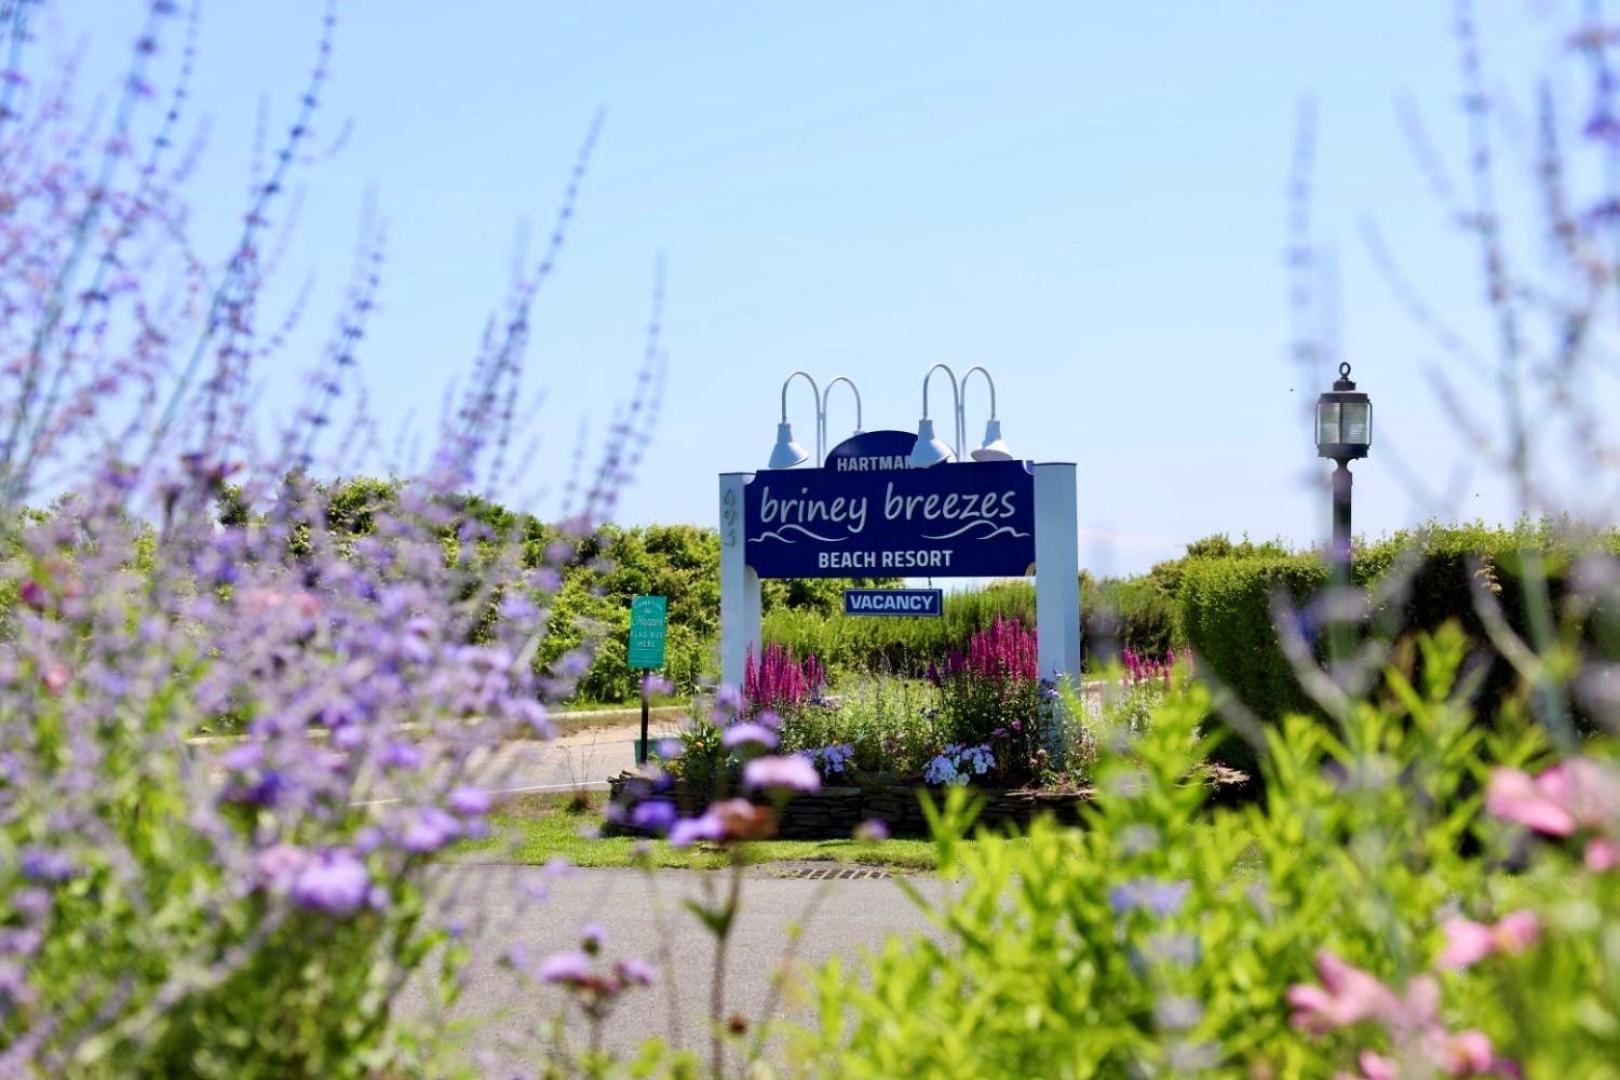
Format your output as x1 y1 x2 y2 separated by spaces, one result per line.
606 774 1095 839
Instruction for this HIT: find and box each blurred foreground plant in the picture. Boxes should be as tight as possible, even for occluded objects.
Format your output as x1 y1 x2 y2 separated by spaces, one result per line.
0 3 662 1074
786 624 1620 1077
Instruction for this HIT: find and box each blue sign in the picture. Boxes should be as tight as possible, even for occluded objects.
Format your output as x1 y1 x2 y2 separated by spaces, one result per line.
824 429 916 473
844 588 943 617
745 433 1035 579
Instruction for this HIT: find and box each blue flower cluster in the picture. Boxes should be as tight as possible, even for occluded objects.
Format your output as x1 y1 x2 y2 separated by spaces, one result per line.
922 743 995 786
806 742 855 777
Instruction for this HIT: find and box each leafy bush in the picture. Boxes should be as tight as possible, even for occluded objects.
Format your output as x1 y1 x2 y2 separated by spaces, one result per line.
1081 572 1180 665
776 676 943 778
1176 551 1330 770
790 626 1607 1077
1176 523 1620 775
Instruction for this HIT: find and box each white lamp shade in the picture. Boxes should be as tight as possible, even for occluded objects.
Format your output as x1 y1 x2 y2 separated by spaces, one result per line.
970 418 1014 461
907 417 956 467
767 421 810 469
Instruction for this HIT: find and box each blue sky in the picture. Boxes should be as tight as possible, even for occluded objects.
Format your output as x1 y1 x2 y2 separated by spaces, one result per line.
64 2 1606 574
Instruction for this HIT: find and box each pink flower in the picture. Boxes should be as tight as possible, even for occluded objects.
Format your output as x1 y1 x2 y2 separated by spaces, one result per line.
1287 952 1400 1034
1486 768 1576 836
1538 759 1620 828
1437 911 1539 970
1486 758 1620 838
1438 919 1496 970
742 754 821 794
1586 838 1620 871
1440 1029 1495 1075
1493 911 1539 952
1354 1050 1398 1080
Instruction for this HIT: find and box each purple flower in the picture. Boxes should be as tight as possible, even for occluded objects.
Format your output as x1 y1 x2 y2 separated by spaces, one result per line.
1108 878 1190 917
629 799 677 832
19 847 74 883
221 743 262 770
538 950 593 985
722 722 779 752
226 769 286 807
256 843 309 890
13 888 51 921
448 786 491 816
742 755 821 794
401 807 462 853
853 819 889 842
379 740 423 770
290 849 371 917
581 923 605 953
669 810 726 847
615 957 656 987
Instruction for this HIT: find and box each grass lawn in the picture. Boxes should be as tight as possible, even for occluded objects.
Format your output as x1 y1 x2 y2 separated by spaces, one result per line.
456 792 949 872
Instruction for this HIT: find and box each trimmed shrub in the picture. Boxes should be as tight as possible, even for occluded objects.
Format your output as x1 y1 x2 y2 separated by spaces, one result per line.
1176 553 1331 771
1177 522 1620 774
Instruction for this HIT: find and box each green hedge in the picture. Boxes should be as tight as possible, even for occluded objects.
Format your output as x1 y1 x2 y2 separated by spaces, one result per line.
1177 522 1620 774
1176 554 1331 771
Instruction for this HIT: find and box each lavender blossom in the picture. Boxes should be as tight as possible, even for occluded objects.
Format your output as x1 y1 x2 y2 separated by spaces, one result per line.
669 810 727 847
743 755 822 794
722 722 780 752
448 786 492 816
1108 878 1191 918
289 850 371 917
629 799 677 832
538 950 594 986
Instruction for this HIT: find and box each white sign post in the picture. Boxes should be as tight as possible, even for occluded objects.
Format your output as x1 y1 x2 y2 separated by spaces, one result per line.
719 471 761 686
1033 462 1081 684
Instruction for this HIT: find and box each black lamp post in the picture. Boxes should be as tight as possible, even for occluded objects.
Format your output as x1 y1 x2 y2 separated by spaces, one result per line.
1315 362 1372 574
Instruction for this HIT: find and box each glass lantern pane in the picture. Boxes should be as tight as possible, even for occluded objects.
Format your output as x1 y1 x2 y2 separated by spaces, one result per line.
1316 402 1340 446
1342 402 1370 445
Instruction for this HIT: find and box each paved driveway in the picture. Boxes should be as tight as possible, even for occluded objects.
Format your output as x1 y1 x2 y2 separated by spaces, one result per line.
409 864 948 1071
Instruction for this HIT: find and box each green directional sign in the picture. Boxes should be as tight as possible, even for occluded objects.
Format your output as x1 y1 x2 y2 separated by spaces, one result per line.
627 595 667 670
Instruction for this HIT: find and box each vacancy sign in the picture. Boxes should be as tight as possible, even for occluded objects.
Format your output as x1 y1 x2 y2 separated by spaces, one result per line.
843 588 944 617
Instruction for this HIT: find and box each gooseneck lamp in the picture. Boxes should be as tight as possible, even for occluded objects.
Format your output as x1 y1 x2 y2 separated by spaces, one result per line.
767 370 818 469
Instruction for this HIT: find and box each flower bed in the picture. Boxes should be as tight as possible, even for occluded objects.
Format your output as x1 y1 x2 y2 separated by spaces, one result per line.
605 772 1091 838
605 766 1245 840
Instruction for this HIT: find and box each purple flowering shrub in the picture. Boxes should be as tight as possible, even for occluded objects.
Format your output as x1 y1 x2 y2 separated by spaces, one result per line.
931 617 1045 782
742 641 825 718
1123 647 1190 688
0 4 657 1073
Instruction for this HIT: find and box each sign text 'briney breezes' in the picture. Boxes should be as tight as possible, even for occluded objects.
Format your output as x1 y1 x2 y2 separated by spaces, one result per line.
742 431 1035 579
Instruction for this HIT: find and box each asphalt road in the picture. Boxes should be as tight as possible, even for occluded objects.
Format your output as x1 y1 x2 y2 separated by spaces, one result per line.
408 864 948 1073
450 722 657 797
